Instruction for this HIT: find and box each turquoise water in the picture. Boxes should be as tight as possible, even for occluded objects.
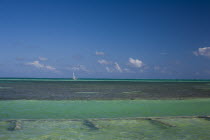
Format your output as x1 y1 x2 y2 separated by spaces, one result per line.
1 99 210 119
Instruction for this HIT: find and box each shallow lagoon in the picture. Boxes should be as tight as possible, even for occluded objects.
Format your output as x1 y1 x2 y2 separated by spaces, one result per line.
1 79 210 139
0 99 210 119
1 99 210 139
1 118 210 140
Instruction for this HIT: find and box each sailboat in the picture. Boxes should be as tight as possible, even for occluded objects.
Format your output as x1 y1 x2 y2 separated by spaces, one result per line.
72 72 77 80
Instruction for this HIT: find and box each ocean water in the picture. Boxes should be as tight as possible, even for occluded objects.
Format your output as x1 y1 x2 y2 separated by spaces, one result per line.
0 78 210 139
1 78 210 100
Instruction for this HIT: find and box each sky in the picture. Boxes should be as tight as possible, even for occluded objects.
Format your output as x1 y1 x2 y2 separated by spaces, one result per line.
0 0 210 79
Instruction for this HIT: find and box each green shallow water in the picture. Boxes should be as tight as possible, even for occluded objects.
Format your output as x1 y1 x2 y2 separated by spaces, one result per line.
1 118 210 140
1 99 210 119
1 79 210 139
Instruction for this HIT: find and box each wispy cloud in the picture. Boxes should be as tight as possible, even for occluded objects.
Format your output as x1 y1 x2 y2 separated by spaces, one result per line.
194 47 210 57
98 59 111 65
45 65 56 71
38 56 48 61
104 63 123 73
26 61 44 68
114 62 122 72
104 63 134 73
96 51 105 56
105 67 113 73
129 58 143 68
68 65 89 72
123 68 133 73
25 61 58 72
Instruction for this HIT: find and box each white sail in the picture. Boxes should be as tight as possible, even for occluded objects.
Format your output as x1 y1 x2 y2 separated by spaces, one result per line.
73 72 77 80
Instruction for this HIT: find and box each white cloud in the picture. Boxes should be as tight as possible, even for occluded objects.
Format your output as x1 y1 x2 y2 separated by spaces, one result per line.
123 68 132 73
105 64 133 73
129 58 143 68
45 65 56 71
38 56 48 61
69 65 88 72
194 47 210 57
26 61 57 72
96 51 105 56
98 59 110 65
26 61 44 68
105 67 113 73
114 62 122 72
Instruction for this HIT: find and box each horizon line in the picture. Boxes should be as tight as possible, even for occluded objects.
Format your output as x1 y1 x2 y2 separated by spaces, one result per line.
0 77 210 80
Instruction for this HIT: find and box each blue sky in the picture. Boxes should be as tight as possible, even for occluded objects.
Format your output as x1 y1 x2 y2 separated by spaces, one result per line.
0 0 210 79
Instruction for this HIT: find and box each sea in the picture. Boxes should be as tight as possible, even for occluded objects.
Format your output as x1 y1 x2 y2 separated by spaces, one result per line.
0 78 210 140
